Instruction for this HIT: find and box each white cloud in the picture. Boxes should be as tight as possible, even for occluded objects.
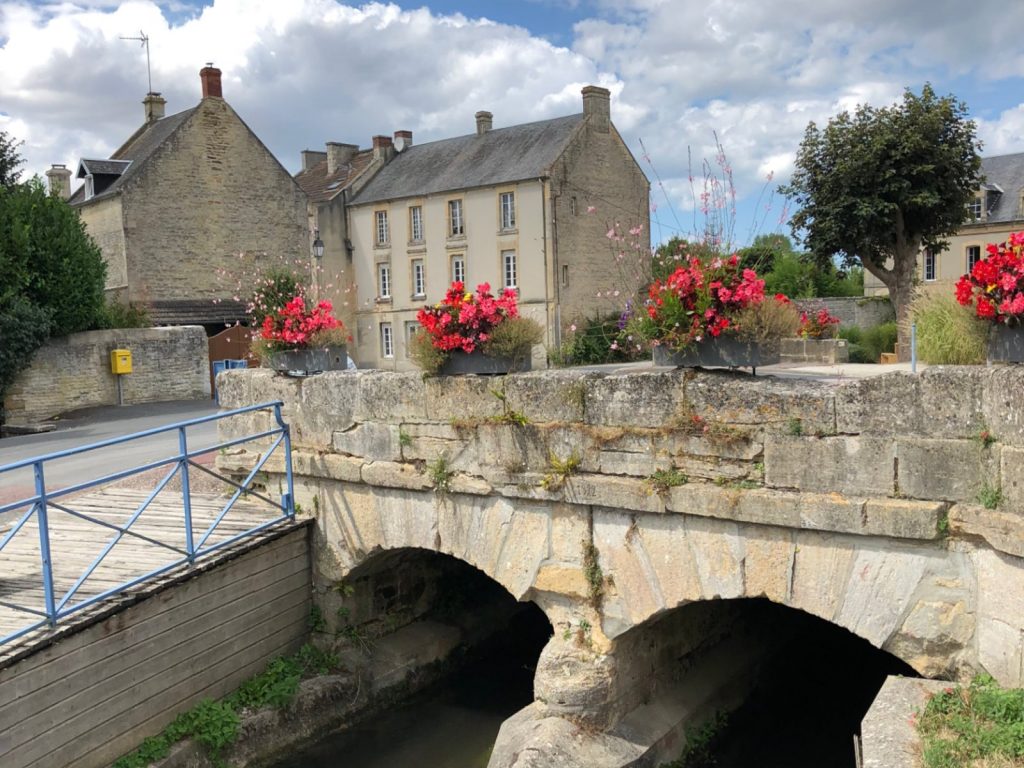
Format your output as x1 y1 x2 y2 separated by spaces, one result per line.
2 0 1023 245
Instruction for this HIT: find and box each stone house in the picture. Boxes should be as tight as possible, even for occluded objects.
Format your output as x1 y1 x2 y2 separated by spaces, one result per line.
60 65 308 329
864 151 1024 296
293 137 397 333
344 86 650 370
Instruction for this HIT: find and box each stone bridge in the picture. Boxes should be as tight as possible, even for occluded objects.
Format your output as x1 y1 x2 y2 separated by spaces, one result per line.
220 366 1024 767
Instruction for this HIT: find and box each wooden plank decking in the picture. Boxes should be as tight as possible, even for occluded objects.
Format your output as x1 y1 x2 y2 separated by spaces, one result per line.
0 486 288 660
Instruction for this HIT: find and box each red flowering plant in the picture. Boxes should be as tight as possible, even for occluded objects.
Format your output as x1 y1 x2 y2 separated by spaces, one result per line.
411 282 542 373
955 232 1024 324
258 296 349 351
799 307 841 339
632 254 770 351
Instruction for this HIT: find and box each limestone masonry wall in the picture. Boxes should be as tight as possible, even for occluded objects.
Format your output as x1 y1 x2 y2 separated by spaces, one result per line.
794 296 896 329
0 526 310 768
217 366 1024 697
3 326 210 425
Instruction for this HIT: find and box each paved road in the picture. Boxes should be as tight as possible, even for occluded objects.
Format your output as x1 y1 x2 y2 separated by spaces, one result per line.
0 400 220 508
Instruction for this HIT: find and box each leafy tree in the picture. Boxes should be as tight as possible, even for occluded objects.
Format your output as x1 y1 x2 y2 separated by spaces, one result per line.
0 130 23 190
738 233 797 274
782 84 982 358
0 178 107 401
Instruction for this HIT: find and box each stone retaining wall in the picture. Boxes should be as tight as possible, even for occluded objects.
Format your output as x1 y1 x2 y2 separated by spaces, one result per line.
3 326 210 425
779 337 850 364
795 296 895 329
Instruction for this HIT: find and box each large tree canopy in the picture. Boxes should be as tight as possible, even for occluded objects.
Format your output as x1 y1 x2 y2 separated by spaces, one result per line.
0 131 23 191
782 84 982 357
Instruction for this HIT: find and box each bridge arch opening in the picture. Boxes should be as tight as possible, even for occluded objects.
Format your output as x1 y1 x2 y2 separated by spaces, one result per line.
287 547 552 767
618 597 918 768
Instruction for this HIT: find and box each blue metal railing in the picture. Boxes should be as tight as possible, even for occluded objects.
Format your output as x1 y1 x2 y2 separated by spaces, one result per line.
0 402 295 645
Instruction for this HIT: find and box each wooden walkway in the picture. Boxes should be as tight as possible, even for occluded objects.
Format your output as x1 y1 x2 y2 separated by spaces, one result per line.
0 486 285 660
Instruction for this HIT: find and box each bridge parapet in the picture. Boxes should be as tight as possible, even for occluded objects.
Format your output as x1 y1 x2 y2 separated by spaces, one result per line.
217 367 1024 697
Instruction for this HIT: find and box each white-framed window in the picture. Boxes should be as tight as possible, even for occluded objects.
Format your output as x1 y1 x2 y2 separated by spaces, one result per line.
967 245 982 272
375 210 389 246
924 250 936 281
380 323 394 358
448 199 464 237
451 254 465 285
967 198 983 221
405 321 418 356
412 258 426 297
409 205 423 242
500 191 516 230
377 262 391 299
502 249 517 290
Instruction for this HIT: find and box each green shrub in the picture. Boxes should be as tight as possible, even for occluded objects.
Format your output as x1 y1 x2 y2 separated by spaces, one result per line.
482 316 544 361
554 314 647 366
409 328 446 375
248 267 303 328
909 289 987 365
92 299 151 330
839 322 897 363
0 297 51 398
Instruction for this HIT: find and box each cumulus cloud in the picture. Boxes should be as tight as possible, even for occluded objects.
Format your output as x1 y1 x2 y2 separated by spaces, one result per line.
2 0 1023 246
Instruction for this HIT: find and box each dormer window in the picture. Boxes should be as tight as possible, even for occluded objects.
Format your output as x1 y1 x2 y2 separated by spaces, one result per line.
967 197 982 221
84 174 95 201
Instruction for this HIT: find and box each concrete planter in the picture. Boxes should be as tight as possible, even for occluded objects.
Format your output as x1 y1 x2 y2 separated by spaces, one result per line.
653 337 779 371
988 324 1024 363
269 346 347 376
779 337 849 365
439 350 531 376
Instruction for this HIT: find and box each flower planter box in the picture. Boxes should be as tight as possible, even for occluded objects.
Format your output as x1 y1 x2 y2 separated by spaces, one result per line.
268 346 347 376
439 350 531 376
653 338 779 372
988 324 1024 363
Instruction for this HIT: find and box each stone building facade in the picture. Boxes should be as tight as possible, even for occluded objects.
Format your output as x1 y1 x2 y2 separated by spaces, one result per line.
345 87 650 369
66 66 308 328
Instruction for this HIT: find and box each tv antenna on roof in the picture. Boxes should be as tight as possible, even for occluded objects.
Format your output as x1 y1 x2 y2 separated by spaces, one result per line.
120 30 152 93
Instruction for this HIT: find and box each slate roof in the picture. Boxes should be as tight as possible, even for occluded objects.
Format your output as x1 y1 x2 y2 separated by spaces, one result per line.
350 113 585 205
294 149 375 203
77 159 131 177
68 108 196 205
978 152 1024 224
148 299 247 326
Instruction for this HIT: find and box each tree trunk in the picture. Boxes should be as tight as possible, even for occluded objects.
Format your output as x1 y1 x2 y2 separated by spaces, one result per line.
861 249 917 362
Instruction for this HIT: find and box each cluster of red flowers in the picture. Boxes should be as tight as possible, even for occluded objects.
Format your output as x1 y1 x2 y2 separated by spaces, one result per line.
416 282 519 353
799 307 841 339
955 232 1024 323
260 296 342 348
640 254 765 349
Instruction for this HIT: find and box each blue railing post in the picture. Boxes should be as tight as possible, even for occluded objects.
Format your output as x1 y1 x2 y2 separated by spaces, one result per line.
277 404 296 519
178 426 195 563
33 461 57 625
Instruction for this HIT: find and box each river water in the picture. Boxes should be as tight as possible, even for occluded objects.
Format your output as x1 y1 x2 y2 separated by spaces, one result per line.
271 609 550 768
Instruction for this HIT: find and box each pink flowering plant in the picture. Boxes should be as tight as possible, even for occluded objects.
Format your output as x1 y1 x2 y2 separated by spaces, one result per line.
411 281 543 373
955 232 1024 324
632 254 768 351
799 307 841 339
259 295 348 350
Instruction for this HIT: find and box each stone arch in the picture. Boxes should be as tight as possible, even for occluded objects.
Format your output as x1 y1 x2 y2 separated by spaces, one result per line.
592 509 976 678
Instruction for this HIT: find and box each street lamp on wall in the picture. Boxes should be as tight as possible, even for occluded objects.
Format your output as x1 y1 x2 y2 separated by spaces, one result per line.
312 229 324 301
313 231 324 260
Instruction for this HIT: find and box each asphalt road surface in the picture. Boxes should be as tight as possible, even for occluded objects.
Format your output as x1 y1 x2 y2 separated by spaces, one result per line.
0 400 220 509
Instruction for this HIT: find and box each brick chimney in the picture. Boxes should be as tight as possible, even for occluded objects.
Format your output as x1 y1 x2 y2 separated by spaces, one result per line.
372 135 394 162
475 111 493 135
393 130 413 150
326 142 358 174
143 92 166 123
301 150 327 171
45 164 72 200
582 86 610 133
200 63 223 98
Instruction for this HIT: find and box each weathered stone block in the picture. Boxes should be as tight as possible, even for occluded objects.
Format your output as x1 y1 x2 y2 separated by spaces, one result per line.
789 530 856 622
999 446 1024 511
355 372 428 422
592 509 667 633
765 435 894 496
896 438 992 502
332 423 402 462
835 372 922 435
918 367 987 439
569 475 664 515
862 498 944 540
950 503 1024 558
685 371 836 435
670 430 763 461
292 452 363 483
360 460 430 491
291 372 359 447
982 366 1024 446
584 371 689 428
423 376 503 422
502 371 594 423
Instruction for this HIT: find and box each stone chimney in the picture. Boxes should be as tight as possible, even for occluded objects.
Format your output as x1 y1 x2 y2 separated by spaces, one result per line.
393 130 413 150
326 142 358 174
475 111 493 135
143 92 166 123
200 63 223 98
372 135 394 162
582 85 610 133
45 164 72 200
301 150 327 171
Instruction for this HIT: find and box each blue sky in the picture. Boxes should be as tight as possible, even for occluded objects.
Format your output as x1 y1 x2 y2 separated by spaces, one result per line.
2 0 1023 250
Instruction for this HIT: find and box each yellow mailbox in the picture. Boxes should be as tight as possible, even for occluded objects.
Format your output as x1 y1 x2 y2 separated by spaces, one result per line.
110 349 133 374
